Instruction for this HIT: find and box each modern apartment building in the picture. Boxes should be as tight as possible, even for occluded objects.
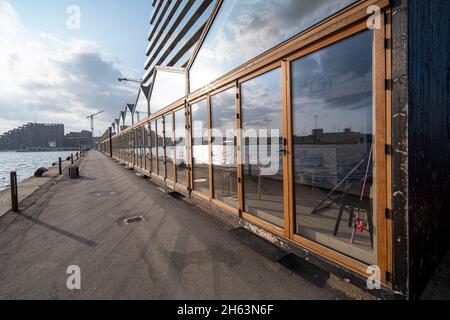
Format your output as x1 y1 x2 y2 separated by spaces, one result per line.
101 0 450 299
0 123 64 151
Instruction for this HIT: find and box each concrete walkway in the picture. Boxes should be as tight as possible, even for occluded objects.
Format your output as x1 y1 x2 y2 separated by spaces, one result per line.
0 151 345 300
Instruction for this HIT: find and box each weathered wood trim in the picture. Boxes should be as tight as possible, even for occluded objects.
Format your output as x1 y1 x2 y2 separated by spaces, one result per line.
391 0 409 298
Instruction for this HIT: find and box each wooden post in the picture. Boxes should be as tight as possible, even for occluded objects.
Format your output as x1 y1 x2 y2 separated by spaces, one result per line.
71 154 74 165
10 172 19 212
59 157 62 175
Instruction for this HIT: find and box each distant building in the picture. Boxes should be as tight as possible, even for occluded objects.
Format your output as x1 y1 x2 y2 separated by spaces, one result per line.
64 131 93 149
295 128 371 145
0 123 64 151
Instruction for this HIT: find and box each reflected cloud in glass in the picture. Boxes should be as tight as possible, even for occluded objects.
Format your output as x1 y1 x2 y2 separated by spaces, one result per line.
190 0 355 92
150 69 186 114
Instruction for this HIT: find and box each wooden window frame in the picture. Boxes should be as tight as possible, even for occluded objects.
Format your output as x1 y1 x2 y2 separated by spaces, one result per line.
164 112 176 186
189 96 211 202
173 105 190 193
238 61 286 237
209 83 240 216
111 0 392 287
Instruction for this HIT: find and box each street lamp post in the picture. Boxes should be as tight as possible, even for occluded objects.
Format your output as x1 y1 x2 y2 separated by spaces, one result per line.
118 78 143 84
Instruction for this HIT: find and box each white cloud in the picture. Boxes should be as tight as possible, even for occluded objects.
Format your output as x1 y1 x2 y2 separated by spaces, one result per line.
0 0 139 136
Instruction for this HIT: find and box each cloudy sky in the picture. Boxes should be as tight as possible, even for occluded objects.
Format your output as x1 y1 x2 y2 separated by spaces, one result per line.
0 0 151 136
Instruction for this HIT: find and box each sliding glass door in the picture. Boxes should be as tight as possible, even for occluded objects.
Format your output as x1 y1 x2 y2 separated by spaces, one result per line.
211 87 238 209
291 30 376 265
240 67 285 229
156 118 165 178
174 108 187 187
191 100 210 198
165 114 175 182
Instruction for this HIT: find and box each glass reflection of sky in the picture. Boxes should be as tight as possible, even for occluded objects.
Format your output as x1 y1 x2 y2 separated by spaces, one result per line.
150 69 186 114
292 30 373 137
190 0 355 92
211 88 236 139
241 68 282 131
124 107 133 127
191 99 208 144
211 88 237 166
134 89 149 123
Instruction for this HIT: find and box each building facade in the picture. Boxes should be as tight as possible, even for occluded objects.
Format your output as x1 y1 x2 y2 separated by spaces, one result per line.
101 0 450 299
0 123 64 151
64 131 93 149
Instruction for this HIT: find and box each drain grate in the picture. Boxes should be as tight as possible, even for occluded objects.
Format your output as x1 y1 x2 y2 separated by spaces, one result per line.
123 216 146 225
168 192 185 200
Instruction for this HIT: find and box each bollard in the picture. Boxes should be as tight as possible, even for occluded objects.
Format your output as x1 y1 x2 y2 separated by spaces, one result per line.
59 157 62 175
71 154 74 165
76 152 79 160
10 172 19 212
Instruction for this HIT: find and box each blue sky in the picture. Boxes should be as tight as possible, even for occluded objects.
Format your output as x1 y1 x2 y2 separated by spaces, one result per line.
10 0 151 77
0 0 152 135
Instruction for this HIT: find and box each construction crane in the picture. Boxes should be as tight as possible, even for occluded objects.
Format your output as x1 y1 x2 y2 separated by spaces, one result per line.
86 110 104 136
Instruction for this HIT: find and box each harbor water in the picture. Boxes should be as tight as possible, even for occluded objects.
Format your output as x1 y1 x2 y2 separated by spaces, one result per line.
0 151 76 191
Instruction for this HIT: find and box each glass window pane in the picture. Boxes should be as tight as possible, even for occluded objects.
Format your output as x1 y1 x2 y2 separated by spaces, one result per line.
145 124 150 171
211 87 238 208
174 109 187 186
134 89 149 123
124 109 132 128
156 118 165 177
165 114 174 181
241 68 284 228
191 100 210 197
190 0 355 92
135 129 139 167
150 69 186 114
150 122 157 174
292 30 375 264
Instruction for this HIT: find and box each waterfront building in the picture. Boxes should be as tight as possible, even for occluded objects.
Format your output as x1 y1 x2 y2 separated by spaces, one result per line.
101 0 450 299
0 123 64 151
64 131 93 149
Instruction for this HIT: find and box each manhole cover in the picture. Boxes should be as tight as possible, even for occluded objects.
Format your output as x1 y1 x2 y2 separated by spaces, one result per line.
123 216 146 225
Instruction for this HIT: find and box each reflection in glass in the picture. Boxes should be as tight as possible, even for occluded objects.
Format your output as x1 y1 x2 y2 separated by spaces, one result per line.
241 68 284 228
165 114 174 181
145 124 150 171
150 69 186 114
134 89 149 124
124 105 133 128
150 122 157 174
292 30 375 264
191 100 210 197
156 118 165 177
174 109 187 186
211 88 238 208
135 129 140 167
132 130 137 165
190 0 355 92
